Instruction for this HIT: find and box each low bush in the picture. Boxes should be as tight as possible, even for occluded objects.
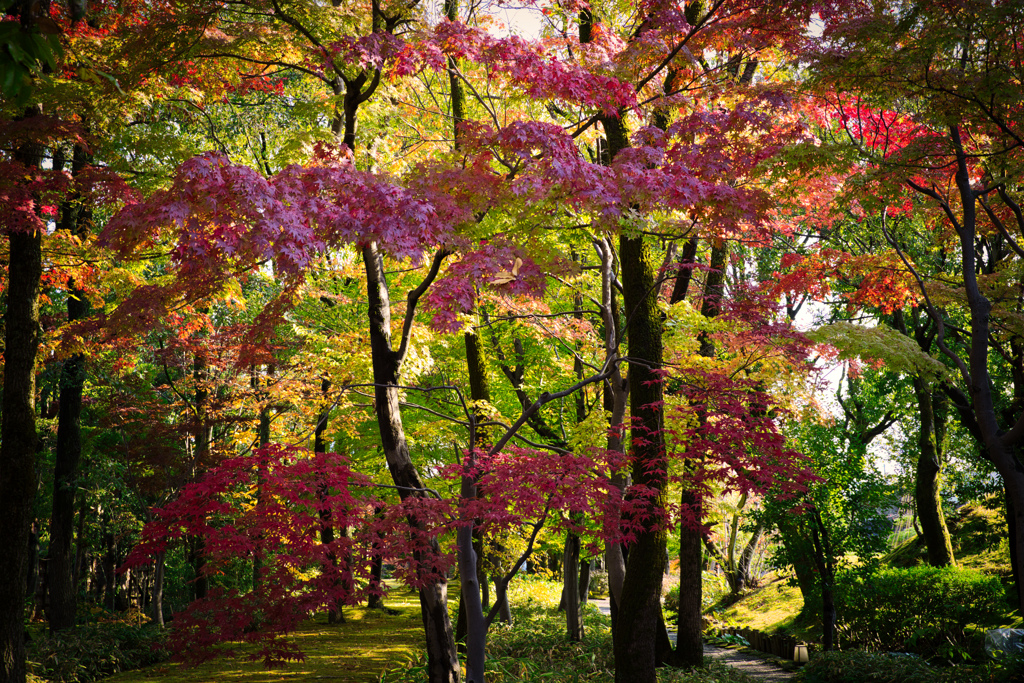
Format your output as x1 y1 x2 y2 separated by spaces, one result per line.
27 622 168 683
799 649 1024 683
800 650 938 683
836 565 1007 662
587 571 609 599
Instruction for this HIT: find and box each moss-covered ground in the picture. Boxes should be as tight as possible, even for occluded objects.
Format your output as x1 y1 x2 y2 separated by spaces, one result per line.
106 591 423 683
710 575 806 638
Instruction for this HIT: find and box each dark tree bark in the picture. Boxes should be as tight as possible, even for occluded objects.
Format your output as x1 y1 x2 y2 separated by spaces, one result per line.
669 239 698 304
455 328 491 654
102 514 116 611
48 143 92 633
673 239 729 667
252 366 272 598
152 549 165 627
562 534 582 641
808 510 836 651
314 377 346 623
189 352 212 602
912 379 956 567
1 107 44 683
613 219 669 683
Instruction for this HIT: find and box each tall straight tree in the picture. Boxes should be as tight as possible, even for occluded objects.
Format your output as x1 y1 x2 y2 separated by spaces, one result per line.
0 115 44 683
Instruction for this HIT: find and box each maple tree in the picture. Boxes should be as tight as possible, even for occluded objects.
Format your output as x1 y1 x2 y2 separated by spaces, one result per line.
11 0 1021 682
803 0 1024 616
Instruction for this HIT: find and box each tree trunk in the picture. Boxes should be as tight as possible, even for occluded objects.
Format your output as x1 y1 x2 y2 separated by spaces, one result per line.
253 371 271 597
190 352 212 602
809 510 836 651
944 127 1024 616
49 143 91 634
596 235 628 630
673 239 728 666
674 489 704 667
103 518 116 611
314 377 345 622
26 523 40 622
734 523 764 593
913 379 956 567
578 559 591 605
563 533 583 641
613 229 669 683
363 243 459 683
0 108 44 683
74 495 87 599
152 550 165 627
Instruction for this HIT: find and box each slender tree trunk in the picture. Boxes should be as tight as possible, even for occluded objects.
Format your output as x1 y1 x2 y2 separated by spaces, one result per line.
734 523 764 592
363 243 459 683
945 127 1024 615
913 379 956 567
253 368 271 597
673 239 728 666
152 550 165 627
675 491 703 666
190 353 212 601
578 559 591 605
102 516 116 611
563 533 583 641
74 495 87 598
598 236 628 629
808 510 836 651
313 377 345 622
670 239 698 304
49 143 92 633
456 329 491 654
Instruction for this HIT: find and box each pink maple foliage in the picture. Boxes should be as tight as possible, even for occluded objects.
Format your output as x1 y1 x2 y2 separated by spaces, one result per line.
122 441 623 666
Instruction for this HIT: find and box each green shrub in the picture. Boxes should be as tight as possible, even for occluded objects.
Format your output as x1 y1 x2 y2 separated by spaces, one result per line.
664 585 680 617
801 649 1024 683
835 565 1007 662
800 650 938 683
588 571 609 599
26 622 168 683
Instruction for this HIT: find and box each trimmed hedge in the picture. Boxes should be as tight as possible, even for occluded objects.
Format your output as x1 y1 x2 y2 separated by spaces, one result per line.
27 622 168 683
836 565 1007 662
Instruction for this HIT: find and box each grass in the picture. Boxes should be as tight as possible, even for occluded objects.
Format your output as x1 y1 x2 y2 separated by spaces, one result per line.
105 590 424 683
708 574 806 637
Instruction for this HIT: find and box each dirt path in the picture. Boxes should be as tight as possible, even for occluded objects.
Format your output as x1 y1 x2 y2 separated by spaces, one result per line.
703 644 797 682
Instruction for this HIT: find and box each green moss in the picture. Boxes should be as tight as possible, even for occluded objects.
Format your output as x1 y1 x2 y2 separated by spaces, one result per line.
884 495 1011 578
103 595 423 683
708 576 808 639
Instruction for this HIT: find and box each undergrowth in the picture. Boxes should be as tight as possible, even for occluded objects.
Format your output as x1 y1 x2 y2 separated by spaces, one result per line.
799 649 1024 683
383 577 758 683
26 622 168 683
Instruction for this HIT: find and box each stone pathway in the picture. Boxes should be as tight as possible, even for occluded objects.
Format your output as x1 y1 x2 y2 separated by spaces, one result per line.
590 598 796 682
